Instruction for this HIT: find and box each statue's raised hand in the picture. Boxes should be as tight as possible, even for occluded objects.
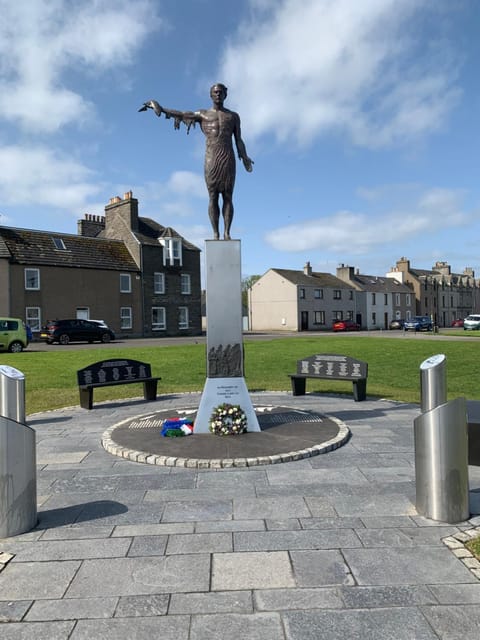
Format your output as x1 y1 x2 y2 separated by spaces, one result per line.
138 100 163 117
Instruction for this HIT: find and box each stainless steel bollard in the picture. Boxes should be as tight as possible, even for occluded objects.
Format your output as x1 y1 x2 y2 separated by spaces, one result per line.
0 365 26 424
414 355 469 523
0 415 37 537
420 354 447 413
0 365 37 537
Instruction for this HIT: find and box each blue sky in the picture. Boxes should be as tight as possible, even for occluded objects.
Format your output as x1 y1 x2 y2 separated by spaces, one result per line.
1 0 479 280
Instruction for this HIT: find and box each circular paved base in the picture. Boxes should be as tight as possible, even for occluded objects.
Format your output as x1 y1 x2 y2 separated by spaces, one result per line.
102 405 350 468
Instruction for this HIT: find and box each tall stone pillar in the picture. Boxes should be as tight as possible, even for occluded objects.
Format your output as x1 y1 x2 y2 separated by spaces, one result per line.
194 240 260 433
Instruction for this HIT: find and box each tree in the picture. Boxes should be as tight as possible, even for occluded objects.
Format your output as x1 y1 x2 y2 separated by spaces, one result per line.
241 275 261 310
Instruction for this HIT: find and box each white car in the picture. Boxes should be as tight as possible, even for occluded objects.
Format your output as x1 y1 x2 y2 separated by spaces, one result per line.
464 314 480 330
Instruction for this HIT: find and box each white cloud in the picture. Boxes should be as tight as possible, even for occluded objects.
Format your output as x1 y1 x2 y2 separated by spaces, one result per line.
265 186 471 254
167 171 206 198
0 145 101 209
0 0 161 132
218 0 461 148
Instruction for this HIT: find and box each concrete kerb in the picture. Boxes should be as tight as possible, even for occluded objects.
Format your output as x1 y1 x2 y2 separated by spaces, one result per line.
442 526 480 580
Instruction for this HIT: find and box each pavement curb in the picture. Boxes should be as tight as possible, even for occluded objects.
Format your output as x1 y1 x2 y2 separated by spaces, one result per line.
442 526 480 581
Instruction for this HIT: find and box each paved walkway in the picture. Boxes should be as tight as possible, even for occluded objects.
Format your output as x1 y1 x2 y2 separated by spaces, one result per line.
1 391 480 639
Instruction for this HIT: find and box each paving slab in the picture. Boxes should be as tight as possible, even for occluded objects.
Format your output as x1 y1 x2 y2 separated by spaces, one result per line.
70 616 190 639
283 607 439 640
343 546 478 585
169 590 253 615
212 551 295 590
114 594 169 617
289 550 354 587
24 596 118 621
0 620 76 639
189 612 284 640
0 560 81 600
421 604 480 640
66 555 211 597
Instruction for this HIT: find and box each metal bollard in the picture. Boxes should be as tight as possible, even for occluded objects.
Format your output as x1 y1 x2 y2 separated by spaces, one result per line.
0 365 37 537
0 365 26 424
420 354 447 413
414 354 469 523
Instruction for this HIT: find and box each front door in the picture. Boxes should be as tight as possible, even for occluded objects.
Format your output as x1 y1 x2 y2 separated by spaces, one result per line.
300 311 309 331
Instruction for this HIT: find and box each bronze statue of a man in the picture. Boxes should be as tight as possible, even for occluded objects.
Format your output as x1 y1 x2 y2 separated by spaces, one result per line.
139 83 253 240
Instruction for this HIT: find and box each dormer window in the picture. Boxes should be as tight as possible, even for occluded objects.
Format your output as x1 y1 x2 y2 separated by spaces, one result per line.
161 238 183 266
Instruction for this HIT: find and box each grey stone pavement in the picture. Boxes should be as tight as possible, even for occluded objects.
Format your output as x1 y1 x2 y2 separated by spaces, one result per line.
1 391 480 639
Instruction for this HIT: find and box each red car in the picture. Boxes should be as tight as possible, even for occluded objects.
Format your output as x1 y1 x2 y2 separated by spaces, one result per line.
333 320 360 332
451 319 464 328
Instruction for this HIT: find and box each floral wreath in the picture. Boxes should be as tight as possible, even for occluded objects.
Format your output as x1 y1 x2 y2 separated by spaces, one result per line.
209 403 247 436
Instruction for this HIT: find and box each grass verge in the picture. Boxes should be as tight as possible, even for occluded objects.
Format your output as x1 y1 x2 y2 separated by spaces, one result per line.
465 537 480 561
0 335 478 414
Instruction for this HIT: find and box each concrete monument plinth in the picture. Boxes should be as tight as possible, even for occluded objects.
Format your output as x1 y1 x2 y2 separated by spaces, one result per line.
194 240 260 433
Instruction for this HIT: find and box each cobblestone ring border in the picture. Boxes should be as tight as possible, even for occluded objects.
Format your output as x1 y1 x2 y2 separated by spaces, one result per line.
101 410 350 469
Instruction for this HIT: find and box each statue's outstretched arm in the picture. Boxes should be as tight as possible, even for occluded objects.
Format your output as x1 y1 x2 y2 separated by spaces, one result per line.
138 100 199 132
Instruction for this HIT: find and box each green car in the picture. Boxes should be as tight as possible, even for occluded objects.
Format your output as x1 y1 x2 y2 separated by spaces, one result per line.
0 317 29 352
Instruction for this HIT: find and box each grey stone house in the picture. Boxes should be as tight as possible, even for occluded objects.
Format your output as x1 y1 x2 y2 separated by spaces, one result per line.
336 264 415 329
250 262 357 331
0 191 202 338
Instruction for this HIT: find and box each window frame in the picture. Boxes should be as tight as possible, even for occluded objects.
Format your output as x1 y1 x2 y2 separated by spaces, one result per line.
154 272 165 294
162 238 183 266
120 306 132 329
25 268 40 290
152 306 166 331
181 273 191 295
120 273 132 293
178 306 189 330
52 237 67 250
25 307 41 332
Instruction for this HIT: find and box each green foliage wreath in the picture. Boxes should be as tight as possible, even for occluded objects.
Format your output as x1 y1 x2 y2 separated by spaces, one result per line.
209 403 247 436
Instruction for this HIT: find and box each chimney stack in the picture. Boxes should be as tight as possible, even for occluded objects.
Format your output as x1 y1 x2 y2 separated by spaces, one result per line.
105 190 139 233
77 213 105 237
304 261 312 276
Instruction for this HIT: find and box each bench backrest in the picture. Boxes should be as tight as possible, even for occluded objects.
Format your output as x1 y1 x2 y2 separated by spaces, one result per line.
77 359 152 386
296 354 367 380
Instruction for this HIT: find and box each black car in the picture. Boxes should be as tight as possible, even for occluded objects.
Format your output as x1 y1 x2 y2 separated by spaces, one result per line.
41 319 115 345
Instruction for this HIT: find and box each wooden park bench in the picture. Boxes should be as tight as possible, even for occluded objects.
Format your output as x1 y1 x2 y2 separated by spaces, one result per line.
289 354 368 402
77 359 161 410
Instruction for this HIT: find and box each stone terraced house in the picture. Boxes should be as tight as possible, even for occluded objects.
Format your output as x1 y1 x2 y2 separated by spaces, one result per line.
0 191 202 338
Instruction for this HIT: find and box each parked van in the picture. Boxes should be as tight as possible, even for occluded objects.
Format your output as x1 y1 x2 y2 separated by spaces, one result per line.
0 318 28 352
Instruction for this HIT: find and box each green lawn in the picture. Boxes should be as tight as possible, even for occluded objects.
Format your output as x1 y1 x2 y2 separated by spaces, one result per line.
0 335 478 414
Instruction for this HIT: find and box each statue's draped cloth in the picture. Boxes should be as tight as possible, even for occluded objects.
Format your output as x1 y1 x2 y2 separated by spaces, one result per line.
204 130 236 193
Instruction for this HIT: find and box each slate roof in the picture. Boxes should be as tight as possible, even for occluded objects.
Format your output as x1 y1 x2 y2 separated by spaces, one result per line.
348 273 412 293
0 226 139 271
409 267 472 286
132 217 200 251
271 268 353 288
